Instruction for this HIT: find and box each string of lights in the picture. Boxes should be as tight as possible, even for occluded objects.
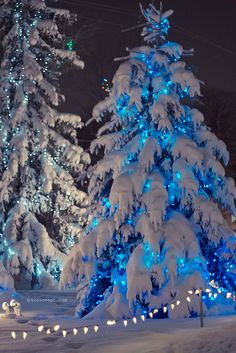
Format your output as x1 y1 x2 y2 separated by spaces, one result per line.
7 286 235 341
101 77 112 93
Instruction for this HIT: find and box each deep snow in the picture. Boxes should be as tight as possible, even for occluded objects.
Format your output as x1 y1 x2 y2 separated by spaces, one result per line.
0 290 235 353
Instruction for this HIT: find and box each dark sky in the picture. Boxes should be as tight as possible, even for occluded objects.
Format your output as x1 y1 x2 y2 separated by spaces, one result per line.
58 0 236 119
53 0 236 178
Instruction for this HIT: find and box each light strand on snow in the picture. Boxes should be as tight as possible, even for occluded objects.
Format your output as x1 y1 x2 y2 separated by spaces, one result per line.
8 287 235 340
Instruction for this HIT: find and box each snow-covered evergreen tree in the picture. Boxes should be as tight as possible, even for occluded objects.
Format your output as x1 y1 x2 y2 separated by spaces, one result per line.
0 0 90 288
0 260 14 290
61 3 236 318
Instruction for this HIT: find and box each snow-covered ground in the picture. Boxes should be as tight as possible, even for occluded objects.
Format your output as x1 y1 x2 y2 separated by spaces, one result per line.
0 290 235 353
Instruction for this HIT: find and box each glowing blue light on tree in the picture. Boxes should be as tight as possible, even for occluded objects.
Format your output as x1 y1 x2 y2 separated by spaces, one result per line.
66 235 75 247
143 180 151 192
102 198 111 209
161 18 170 34
144 242 150 253
142 87 149 99
194 257 201 264
121 279 126 286
92 217 98 227
82 255 88 262
116 93 129 113
139 122 144 129
176 171 181 180
141 137 146 144
177 258 185 267
36 264 42 276
66 2 236 319
8 248 15 256
145 259 152 270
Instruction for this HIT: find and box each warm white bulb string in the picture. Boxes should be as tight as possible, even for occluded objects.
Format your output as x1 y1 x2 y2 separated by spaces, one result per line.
7 286 235 340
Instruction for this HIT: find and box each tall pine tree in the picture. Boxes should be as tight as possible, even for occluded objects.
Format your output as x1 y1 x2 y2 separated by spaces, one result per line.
61 3 236 318
0 0 90 288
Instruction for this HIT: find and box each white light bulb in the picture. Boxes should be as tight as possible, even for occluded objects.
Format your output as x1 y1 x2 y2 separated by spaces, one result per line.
171 304 175 309
153 308 158 314
62 330 67 337
123 320 128 327
73 328 78 335
176 300 181 306
47 329 51 335
149 312 153 318
132 317 137 324
38 325 44 332
23 331 27 340
140 315 145 322
83 327 88 334
94 325 99 333
11 331 16 339
106 320 116 326
54 324 60 332
186 296 191 302
163 307 167 313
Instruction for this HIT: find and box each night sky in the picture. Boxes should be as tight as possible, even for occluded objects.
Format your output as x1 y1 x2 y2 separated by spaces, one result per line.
56 0 236 176
58 0 236 117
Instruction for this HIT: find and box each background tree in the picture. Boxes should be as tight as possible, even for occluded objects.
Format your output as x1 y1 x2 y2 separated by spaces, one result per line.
0 0 90 288
199 87 236 180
